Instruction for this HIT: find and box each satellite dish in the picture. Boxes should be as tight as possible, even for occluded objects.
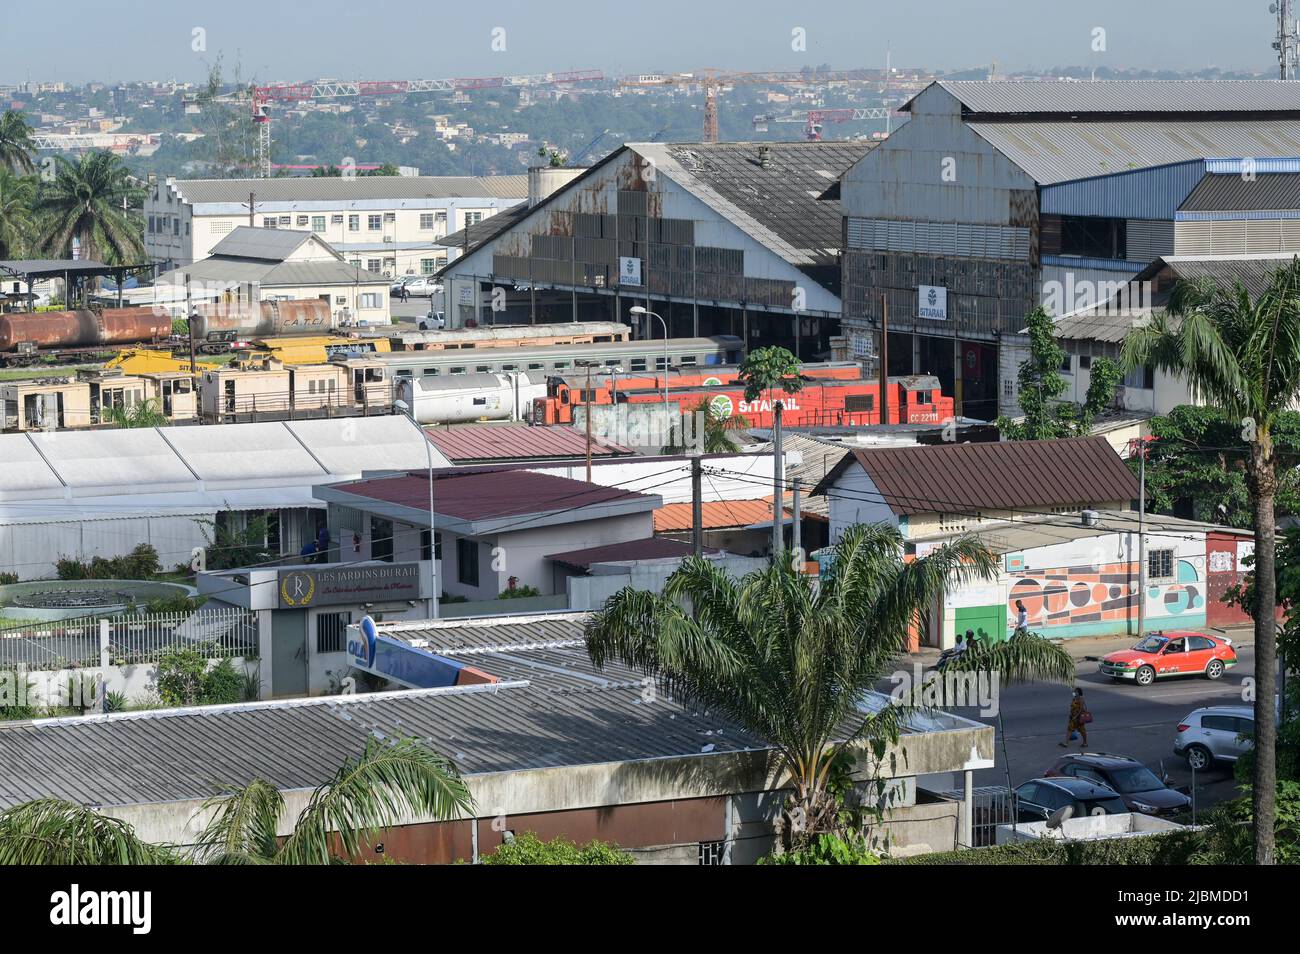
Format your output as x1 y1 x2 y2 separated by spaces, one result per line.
1046 804 1075 830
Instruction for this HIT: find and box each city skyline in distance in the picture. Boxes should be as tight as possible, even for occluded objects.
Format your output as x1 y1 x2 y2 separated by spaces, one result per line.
0 0 1289 86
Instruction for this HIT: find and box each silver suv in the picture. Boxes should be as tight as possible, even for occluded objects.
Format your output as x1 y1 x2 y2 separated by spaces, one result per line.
1174 706 1254 770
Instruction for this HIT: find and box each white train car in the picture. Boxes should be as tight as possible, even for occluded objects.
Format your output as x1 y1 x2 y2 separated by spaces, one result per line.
396 371 546 425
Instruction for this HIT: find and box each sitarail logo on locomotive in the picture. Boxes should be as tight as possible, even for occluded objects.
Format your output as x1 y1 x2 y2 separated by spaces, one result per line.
736 396 800 414
348 615 379 668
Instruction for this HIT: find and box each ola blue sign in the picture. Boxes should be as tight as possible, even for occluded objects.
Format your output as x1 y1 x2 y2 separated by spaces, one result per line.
348 615 379 668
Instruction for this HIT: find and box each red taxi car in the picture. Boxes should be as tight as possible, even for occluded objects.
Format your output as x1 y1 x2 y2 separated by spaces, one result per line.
1099 630 1238 687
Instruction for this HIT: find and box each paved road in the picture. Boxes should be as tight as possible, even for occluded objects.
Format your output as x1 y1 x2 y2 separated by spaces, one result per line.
889 636 1261 819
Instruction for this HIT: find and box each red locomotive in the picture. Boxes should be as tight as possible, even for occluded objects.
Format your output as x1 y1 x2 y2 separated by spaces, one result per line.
534 370 953 428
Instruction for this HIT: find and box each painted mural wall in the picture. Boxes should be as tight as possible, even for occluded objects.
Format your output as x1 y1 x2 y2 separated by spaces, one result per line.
942 529 1210 645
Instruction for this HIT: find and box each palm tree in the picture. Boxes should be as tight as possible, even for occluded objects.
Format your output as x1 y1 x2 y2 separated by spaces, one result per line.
1121 258 1300 865
102 397 171 428
37 151 145 264
661 398 749 454
0 167 35 259
585 522 998 844
0 800 180 865
0 110 36 174
0 737 472 865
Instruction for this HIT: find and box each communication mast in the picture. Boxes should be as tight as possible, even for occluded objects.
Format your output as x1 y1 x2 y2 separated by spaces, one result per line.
1273 1 1299 79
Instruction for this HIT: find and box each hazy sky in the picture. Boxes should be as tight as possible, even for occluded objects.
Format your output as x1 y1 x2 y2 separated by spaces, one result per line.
2 0 1284 85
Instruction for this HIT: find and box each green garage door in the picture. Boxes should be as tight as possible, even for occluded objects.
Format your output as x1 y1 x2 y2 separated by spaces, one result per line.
955 604 1007 645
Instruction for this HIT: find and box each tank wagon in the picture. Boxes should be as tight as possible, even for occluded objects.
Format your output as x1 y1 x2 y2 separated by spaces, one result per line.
189 299 337 340
0 307 173 367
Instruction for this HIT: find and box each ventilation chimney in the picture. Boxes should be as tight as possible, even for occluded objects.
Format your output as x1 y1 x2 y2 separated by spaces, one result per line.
758 145 772 169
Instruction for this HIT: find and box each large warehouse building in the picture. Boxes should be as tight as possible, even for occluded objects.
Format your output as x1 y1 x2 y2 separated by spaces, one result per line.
837 79 1300 420
437 141 873 359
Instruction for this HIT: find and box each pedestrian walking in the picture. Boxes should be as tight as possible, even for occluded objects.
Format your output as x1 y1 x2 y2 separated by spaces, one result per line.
1013 599 1029 636
1059 687 1091 748
400 283 410 302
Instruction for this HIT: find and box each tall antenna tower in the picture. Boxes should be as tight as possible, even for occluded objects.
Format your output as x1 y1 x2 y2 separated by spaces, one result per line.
1273 1 1299 79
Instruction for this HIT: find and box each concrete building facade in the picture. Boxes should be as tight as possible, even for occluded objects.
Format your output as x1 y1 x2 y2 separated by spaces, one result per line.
144 174 529 276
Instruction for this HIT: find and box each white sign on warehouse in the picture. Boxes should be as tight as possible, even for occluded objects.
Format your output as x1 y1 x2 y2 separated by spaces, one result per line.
918 284 948 321
619 256 643 287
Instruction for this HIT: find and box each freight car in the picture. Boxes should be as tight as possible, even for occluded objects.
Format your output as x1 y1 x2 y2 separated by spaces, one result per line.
396 371 546 425
0 307 173 367
188 298 337 341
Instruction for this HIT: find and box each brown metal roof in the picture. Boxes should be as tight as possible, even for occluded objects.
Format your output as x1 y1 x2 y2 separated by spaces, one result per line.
546 536 716 570
425 423 632 464
813 436 1138 516
332 468 651 521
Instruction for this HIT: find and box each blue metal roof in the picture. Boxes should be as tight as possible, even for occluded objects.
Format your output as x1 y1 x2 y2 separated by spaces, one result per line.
1040 160 1207 219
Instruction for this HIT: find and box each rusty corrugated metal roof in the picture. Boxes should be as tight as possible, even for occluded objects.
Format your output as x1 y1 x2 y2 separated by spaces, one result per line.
654 498 785 531
425 424 632 464
814 436 1138 516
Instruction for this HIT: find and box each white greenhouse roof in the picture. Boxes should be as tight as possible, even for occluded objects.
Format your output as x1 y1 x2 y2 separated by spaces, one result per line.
0 417 451 520
284 416 450 473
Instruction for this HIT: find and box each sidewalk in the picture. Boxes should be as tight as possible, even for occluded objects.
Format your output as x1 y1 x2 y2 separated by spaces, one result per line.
913 623 1255 664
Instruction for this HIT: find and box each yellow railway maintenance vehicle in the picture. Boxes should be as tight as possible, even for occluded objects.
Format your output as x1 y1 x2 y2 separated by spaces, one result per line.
239 335 393 366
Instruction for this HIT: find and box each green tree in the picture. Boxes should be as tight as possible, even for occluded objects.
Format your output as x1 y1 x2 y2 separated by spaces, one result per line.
1121 259 1300 865
37 151 145 264
0 738 472 865
737 345 803 405
198 512 274 571
479 832 633 865
584 523 998 846
0 168 36 259
1133 406 1300 526
0 110 36 174
997 307 1121 439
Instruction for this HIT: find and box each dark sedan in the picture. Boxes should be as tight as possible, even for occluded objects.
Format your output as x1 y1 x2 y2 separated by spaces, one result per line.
1045 752 1190 817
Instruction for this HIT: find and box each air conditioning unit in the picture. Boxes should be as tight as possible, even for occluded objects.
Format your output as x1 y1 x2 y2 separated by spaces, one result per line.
383 235 394 243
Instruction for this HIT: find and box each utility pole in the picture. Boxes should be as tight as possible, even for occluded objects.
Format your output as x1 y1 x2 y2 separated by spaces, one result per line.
1137 439 1147 638
245 191 256 229
791 477 802 562
692 455 703 557
772 400 784 558
583 361 594 483
878 293 890 424
185 272 195 375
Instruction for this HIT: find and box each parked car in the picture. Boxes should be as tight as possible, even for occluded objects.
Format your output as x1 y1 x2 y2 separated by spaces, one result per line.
1174 705 1256 770
389 276 415 295
1013 777 1129 823
400 276 441 297
1044 752 1190 816
417 310 445 331
1099 630 1237 686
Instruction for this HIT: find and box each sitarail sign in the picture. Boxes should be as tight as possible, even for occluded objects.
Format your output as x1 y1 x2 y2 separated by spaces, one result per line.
918 284 948 321
277 564 420 609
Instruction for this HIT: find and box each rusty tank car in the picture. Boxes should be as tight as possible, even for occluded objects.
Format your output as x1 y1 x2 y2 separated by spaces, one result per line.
189 299 337 340
0 307 173 354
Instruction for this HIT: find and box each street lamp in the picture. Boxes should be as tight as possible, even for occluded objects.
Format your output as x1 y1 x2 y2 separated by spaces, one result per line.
629 306 669 409
394 396 439 620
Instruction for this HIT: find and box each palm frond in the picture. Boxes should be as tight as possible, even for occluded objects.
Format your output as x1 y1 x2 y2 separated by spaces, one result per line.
191 778 284 862
277 737 472 865
0 799 177 865
943 630 1076 686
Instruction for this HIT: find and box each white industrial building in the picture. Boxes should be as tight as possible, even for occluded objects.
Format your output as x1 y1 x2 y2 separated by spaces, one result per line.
0 417 450 581
436 142 871 359
143 173 529 275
